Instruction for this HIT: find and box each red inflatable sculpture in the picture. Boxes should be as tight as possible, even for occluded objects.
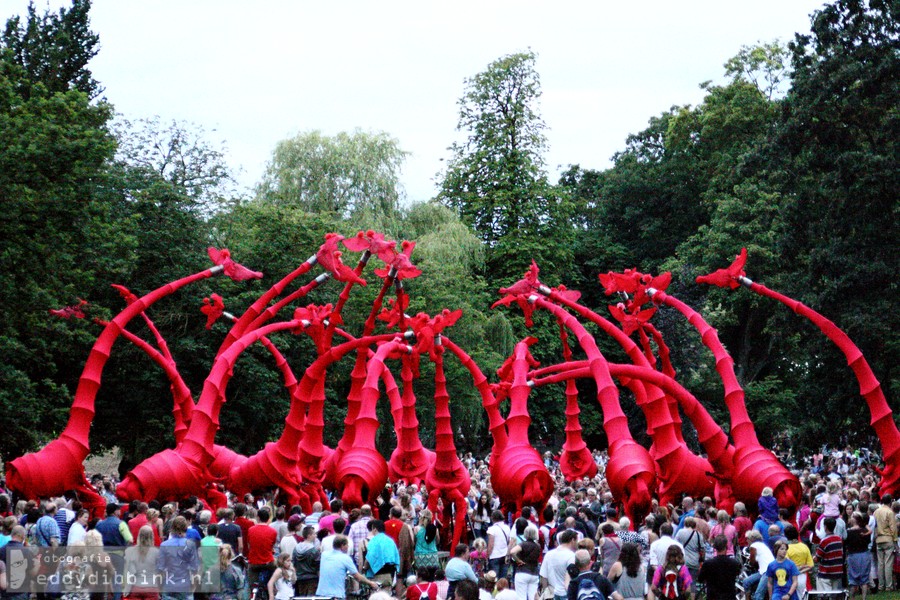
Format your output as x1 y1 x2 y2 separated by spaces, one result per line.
18 230 880 532
6 258 250 516
698 249 900 497
598 268 800 512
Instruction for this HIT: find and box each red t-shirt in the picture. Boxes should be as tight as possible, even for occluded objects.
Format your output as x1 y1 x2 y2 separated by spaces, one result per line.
128 513 149 544
247 524 277 565
385 518 404 546
733 516 752 547
235 517 255 555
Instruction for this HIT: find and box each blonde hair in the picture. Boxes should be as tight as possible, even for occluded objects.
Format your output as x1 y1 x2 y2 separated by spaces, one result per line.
137 525 155 558
219 543 234 571
85 530 103 547
473 537 487 551
761 487 773 497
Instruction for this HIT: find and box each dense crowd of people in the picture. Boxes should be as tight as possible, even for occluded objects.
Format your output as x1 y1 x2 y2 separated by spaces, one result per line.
0 444 896 600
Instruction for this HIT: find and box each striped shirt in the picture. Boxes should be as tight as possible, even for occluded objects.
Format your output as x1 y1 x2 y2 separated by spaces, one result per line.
815 534 843 579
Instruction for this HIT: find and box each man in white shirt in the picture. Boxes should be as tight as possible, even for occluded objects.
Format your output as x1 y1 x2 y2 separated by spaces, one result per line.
648 523 683 576
322 517 353 556
486 510 512 580
539 529 578 600
742 529 775 600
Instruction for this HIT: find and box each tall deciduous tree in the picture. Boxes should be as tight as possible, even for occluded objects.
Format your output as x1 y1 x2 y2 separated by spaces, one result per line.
0 1 122 459
1 0 100 99
256 129 407 222
437 50 573 283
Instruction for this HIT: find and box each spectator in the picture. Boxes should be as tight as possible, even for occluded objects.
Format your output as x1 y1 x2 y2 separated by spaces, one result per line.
651 545 692 600
846 512 872 600
540 529 578 600
567 549 623 600
874 495 897 593
315 535 380 599
247 508 277 593
157 516 200 600
486 510 511 580
292 525 320 597
509 526 540 600
604 542 646 600
697 535 740 600
815 517 844 591
766 540 800 600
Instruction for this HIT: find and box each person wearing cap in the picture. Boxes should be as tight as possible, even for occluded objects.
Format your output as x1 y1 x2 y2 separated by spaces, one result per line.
279 514 304 556
97 503 133 546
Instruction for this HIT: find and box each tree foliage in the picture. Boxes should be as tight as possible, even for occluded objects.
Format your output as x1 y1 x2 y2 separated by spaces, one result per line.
256 129 407 222
437 51 573 284
1 0 100 99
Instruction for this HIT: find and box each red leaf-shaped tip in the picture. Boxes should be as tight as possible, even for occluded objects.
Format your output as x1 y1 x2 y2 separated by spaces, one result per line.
696 249 747 290
552 285 582 303
111 284 139 305
200 293 225 329
224 261 263 281
318 234 367 286
49 299 88 320
650 272 672 292
342 230 398 264
208 247 262 281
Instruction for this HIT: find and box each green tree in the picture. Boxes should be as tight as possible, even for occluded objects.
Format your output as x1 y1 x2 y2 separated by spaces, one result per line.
1 0 100 99
256 129 407 223
437 50 573 283
0 4 123 459
113 116 239 215
763 0 899 449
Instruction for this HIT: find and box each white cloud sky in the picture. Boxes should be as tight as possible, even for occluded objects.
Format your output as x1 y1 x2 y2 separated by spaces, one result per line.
4 0 827 203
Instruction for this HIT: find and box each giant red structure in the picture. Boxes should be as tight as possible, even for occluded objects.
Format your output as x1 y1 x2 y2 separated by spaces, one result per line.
9 231 892 531
698 249 900 497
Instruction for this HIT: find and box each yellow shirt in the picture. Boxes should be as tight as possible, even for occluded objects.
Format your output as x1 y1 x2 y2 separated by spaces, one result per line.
787 541 813 570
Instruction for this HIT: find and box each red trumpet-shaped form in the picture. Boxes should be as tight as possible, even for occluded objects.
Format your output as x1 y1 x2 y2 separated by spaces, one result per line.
555 318 598 483
117 317 307 502
528 297 656 526
425 340 472 548
647 285 800 512
545 291 734 503
6 267 223 517
698 249 900 497
333 340 411 508
488 339 555 515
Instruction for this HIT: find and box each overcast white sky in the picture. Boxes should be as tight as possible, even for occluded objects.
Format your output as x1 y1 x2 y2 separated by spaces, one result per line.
5 0 827 203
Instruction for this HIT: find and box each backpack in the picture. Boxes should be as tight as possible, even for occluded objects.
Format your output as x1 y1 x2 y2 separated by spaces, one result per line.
575 573 604 600
544 524 559 550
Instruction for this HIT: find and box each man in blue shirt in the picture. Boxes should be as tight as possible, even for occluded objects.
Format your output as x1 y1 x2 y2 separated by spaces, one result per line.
445 543 478 599
316 535 381 599
363 520 400 590
157 516 200 600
